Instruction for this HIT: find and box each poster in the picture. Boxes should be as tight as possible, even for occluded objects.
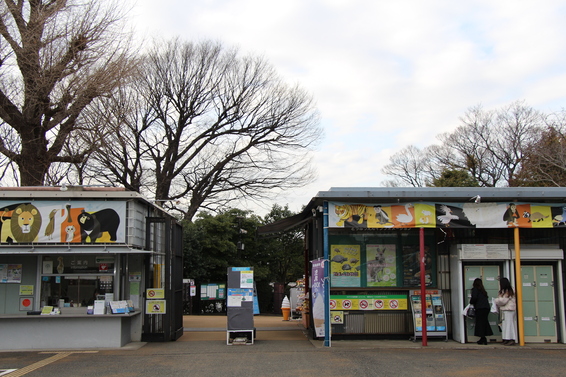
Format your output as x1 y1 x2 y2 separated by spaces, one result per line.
227 288 253 307
330 244 361 287
0 200 126 244
5 264 22 283
311 259 325 337
403 245 433 287
240 272 254 288
0 264 6 283
329 201 566 229
366 244 396 287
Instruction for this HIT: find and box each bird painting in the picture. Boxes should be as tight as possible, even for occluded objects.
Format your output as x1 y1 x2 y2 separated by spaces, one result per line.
395 203 414 225
437 205 459 226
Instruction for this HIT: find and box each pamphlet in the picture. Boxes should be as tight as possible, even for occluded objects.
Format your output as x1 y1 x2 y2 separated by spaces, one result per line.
109 301 128 314
40 306 53 315
93 300 106 315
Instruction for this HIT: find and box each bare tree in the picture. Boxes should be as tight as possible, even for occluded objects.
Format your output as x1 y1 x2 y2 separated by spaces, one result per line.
381 145 438 187
515 111 566 186
432 101 541 186
0 0 134 186
382 101 543 187
86 39 322 221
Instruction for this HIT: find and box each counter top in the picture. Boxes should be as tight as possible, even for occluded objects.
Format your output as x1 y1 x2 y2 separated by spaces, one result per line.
0 310 142 319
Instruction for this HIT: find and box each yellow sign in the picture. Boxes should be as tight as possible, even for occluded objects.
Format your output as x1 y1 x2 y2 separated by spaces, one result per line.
19 285 34 296
330 295 408 311
146 299 166 314
146 288 165 299
331 311 344 324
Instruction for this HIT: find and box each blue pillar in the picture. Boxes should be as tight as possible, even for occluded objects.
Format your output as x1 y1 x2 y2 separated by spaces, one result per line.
323 201 331 347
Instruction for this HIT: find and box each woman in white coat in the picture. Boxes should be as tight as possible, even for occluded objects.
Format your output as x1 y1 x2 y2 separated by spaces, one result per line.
494 277 517 346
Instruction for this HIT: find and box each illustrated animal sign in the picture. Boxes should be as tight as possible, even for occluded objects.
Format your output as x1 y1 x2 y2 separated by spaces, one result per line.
0 201 125 244
329 202 566 229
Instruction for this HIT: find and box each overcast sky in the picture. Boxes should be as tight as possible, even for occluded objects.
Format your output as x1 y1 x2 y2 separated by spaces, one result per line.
126 0 566 215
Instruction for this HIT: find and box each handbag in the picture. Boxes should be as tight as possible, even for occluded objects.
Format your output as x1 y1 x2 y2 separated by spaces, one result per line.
467 304 476 318
490 297 499 314
463 304 476 317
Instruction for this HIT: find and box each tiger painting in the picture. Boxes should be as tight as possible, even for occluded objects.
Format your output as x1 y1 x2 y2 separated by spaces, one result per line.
334 204 367 226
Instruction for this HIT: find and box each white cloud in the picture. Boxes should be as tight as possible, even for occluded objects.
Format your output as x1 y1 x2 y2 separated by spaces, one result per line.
126 0 566 214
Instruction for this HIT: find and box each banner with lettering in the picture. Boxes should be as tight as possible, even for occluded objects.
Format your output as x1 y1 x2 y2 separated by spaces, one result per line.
329 202 566 229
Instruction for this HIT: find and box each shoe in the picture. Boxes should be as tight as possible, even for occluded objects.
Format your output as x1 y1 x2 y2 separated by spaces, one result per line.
505 340 515 346
477 338 487 345
502 340 509 345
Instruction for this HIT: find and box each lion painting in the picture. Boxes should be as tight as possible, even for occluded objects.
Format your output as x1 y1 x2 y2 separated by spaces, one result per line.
0 203 42 243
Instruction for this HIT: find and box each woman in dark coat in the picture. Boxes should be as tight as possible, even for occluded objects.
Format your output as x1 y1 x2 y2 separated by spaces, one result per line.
470 278 493 345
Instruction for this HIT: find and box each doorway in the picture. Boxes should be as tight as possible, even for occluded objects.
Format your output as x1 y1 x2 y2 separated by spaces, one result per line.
521 265 558 343
464 265 502 343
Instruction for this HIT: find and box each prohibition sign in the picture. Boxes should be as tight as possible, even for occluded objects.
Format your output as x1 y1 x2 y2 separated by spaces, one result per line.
359 299 369 309
389 299 399 309
374 299 384 309
329 300 337 310
342 300 352 309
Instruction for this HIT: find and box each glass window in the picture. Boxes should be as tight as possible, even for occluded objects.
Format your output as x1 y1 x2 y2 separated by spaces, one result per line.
329 230 436 288
40 255 116 307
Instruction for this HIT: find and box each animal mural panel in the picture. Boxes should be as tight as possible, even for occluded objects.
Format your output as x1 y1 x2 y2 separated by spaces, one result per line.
330 244 361 287
329 202 566 229
366 244 397 287
0 201 126 244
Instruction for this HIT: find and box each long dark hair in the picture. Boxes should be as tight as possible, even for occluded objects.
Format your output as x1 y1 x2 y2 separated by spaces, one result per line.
473 278 487 297
499 277 515 297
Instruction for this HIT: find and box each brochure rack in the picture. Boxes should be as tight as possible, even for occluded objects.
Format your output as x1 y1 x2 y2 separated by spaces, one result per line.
409 290 448 341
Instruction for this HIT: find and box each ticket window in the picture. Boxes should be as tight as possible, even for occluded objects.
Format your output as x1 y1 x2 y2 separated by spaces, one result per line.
40 255 115 308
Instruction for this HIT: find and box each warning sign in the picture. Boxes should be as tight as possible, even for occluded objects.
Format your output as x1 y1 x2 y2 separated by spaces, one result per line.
146 288 165 299
331 294 407 310
146 299 166 314
331 311 344 324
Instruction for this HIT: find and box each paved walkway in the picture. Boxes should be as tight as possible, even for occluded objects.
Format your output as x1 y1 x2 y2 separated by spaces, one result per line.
182 314 566 350
2 315 566 377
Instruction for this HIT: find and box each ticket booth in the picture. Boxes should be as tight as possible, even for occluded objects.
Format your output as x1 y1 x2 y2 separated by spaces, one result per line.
258 186 566 346
0 187 184 350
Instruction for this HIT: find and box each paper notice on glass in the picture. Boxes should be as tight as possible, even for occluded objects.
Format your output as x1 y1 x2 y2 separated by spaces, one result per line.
227 288 253 307
240 272 254 288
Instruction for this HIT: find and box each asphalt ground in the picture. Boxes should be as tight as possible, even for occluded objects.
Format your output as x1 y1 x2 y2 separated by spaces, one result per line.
2 315 566 377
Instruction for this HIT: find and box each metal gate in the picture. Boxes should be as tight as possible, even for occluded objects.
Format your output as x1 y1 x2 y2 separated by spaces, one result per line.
142 217 184 341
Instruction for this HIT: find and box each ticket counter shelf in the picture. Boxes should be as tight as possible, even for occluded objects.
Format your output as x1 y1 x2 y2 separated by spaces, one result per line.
0 311 142 350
